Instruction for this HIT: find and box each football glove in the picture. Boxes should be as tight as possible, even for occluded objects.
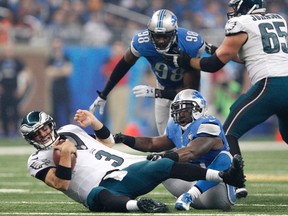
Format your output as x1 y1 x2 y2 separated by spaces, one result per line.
147 152 179 161
113 133 136 147
113 132 126 144
132 85 155 98
147 153 164 161
204 42 218 55
89 91 107 115
163 50 191 69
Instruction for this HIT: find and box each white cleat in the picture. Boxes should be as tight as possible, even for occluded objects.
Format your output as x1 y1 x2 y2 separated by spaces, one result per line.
175 192 193 211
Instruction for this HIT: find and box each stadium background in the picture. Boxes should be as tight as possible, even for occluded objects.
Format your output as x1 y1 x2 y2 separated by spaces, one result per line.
0 0 287 138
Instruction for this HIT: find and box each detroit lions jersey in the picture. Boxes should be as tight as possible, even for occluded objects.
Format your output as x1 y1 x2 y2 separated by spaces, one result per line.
225 13 288 85
130 27 204 88
27 124 146 207
166 115 229 166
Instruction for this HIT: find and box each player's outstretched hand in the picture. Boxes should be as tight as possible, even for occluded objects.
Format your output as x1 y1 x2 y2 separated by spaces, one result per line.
163 50 191 69
74 109 95 128
132 85 155 98
146 153 164 161
204 42 218 55
89 91 106 115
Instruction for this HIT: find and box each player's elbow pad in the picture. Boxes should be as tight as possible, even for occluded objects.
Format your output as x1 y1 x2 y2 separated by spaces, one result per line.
200 54 225 72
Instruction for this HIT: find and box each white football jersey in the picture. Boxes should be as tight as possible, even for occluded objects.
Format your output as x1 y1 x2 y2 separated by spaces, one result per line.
27 124 146 207
225 13 288 84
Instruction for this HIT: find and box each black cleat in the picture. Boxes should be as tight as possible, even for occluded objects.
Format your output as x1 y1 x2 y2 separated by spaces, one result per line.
137 197 168 213
219 154 246 188
236 187 248 199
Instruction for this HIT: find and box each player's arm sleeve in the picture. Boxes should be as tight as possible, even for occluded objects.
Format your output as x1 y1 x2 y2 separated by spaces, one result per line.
35 167 53 182
101 57 134 97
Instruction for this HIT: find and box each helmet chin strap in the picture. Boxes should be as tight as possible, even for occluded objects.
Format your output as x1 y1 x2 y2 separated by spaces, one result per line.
155 32 178 54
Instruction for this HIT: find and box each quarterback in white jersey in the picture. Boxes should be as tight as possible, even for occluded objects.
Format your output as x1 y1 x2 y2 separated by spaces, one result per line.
28 124 146 204
20 109 245 213
163 0 288 199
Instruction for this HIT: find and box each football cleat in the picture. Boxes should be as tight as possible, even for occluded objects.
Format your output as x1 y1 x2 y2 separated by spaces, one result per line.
219 154 246 188
137 197 168 213
236 187 248 199
175 192 193 211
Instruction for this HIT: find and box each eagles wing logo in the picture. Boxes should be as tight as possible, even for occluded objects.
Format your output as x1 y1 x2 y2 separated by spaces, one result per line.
30 159 51 169
225 21 237 34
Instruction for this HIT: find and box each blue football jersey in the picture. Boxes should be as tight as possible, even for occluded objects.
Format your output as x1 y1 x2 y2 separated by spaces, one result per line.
130 27 204 88
166 115 230 166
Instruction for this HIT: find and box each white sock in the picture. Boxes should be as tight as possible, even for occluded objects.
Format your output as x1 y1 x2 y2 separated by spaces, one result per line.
187 186 201 199
126 200 139 211
206 169 222 182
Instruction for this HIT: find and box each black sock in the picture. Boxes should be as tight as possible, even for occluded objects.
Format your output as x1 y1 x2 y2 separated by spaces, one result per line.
170 162 207 181
226 135 241 156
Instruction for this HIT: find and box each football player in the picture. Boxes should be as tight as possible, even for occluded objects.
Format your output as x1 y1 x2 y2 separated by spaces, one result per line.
163 0 288 199
20 109 245 213
89 9 212 135
114 89 239 211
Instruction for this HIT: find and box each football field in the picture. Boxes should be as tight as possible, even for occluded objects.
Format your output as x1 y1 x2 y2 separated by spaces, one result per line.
0 138 288 215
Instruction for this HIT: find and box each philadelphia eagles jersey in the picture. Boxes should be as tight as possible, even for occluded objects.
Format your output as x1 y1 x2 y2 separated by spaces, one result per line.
225 13 288 84
27 124 146 207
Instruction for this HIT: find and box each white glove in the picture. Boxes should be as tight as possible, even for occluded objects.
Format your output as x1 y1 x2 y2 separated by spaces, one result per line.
132 85 155 98
89 96 106 115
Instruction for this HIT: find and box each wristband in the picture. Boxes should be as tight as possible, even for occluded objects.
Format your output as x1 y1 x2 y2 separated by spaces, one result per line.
55 165 72 180
163 152 179 162
97 90 107 100
94 125 110 139
200 54 225 72
155 89 177 100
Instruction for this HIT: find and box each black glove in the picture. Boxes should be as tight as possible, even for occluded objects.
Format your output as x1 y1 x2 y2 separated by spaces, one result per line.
113 133 127 143
113 133 135 147
147 152 179 161
146 153 164 161
163 50 191 69
204 42 218 55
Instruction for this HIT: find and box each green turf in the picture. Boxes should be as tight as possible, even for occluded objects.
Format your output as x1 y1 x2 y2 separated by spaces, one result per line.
0 139 288 215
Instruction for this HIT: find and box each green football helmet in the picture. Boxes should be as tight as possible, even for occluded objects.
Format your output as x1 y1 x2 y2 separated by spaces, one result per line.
227 0 266 19
20 111 58 150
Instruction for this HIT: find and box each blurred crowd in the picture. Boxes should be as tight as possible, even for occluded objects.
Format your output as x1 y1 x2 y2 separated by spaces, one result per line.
0 0 287 138
1 0 288 47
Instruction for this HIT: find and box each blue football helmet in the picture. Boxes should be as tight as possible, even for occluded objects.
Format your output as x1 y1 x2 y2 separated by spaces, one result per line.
20 111 59 150
227 0 266 19
147 9 178 53
171 89 207 125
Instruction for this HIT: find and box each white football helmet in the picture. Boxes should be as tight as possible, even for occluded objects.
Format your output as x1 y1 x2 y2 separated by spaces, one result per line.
20 111 59 150
171 89 207 125
147 9 178 53
227 0 266 19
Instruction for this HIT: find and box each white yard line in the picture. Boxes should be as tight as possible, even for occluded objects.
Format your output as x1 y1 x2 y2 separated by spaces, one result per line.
0 141 287 156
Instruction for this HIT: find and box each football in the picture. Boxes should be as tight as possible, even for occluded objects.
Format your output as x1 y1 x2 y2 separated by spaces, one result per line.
53 149 77 169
